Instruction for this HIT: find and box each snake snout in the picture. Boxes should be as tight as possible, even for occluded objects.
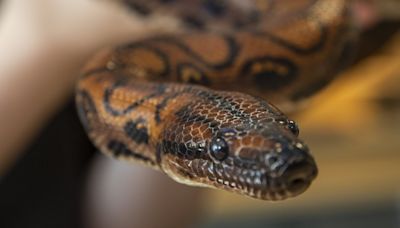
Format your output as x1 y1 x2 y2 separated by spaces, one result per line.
283 158 318 196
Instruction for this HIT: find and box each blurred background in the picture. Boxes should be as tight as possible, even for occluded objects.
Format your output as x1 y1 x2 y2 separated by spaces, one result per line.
201 22 400 228
0 0 399 228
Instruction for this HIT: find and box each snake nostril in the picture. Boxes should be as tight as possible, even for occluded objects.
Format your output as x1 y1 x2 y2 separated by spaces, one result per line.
288 177 306 192
283 159 317 194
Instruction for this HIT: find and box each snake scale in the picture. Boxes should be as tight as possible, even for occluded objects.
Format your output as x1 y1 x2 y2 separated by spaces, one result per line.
76 0 357 200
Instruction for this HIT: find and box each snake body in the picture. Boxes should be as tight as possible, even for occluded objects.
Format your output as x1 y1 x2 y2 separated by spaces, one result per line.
76 0 356 200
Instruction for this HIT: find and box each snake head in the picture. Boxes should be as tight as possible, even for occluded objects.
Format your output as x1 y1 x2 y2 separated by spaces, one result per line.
159 90 317 201
206 120 318 200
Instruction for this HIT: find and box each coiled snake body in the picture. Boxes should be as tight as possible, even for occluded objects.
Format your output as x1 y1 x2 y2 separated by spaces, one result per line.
76 0 356 200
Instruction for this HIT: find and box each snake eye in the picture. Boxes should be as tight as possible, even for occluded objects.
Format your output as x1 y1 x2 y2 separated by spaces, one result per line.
288 120 299 136
209 137 229 161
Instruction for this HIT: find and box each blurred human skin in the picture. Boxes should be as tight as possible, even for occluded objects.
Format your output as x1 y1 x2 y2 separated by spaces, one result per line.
0 1 204 228
0 0 181 174
0 0 387 227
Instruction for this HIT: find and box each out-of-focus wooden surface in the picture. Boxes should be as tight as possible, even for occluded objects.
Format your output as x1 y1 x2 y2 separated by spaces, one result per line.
204 31 400 217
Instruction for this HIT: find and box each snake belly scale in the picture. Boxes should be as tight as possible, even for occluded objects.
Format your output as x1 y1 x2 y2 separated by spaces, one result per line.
76 0 356 200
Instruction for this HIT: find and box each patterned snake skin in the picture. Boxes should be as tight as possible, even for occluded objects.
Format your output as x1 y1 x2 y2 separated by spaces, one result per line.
76 0 357 200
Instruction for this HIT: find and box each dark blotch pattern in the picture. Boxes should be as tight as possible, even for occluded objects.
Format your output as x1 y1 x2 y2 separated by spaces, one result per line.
147 35 239 70
104 82 166 116
107 140 155 164
241 56 298 90
177 63 210 86
124 119 149 144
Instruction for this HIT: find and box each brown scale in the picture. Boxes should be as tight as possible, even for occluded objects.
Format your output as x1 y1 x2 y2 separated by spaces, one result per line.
76 0 356 200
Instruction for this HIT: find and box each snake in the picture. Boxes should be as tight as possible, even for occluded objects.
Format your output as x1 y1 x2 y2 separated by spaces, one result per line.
76 0 357 201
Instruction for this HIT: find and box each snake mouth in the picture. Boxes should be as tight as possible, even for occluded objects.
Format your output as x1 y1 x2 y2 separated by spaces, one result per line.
208 159 317 201
199 152 317 200
209 170 311 201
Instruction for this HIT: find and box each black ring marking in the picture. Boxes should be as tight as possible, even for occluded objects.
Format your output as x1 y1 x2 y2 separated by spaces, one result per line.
289 18 356 100
155 91 182 123
253 23 327 55
289 37 354 101
154 86 202 124
107 140 155 165
146 34 239 70
241 56 298 90
177 63 210 86
155 96 176 123
104 80 167 116
116 44 172 78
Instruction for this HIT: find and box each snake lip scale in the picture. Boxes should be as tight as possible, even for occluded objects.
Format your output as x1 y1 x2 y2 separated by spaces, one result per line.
76 0 355 201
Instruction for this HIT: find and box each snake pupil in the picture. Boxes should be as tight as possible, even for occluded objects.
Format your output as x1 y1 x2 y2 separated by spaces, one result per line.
210 137 229 161
288 120 299 136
